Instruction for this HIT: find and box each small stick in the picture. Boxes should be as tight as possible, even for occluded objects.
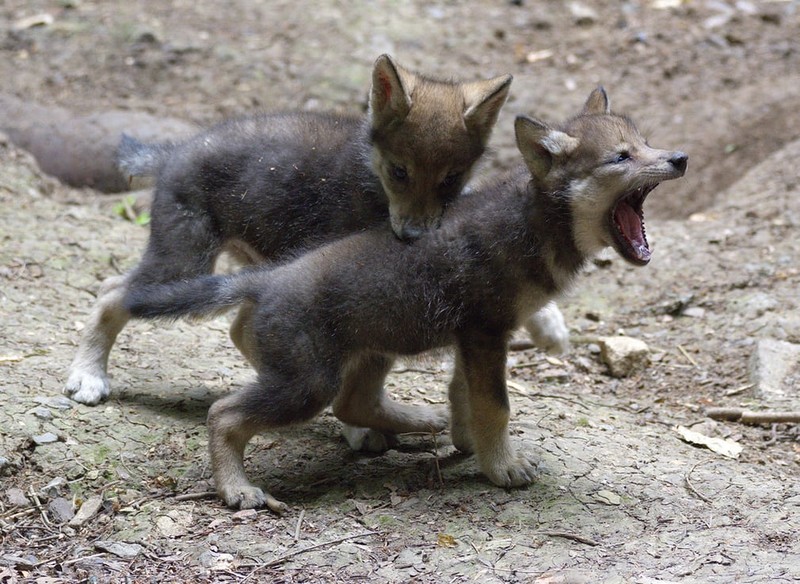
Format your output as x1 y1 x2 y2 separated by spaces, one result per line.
706 408 800 424
537 530 600 547
677 344 698 367
293 509 305 541
724 383 753 397
174 491 218 502
684 461 712 503
241 531 379 578
27 486 52 528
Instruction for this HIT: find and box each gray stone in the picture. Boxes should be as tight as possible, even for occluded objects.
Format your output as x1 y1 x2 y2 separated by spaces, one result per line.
40 476 67 498
31 432 59 445
6 488 30 507
94 541 144 559
599 336 651 378
69 496 103 527
750 338 800 403
48 497 75 524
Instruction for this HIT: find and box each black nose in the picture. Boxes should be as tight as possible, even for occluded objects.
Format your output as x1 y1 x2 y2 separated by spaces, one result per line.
399 225 424 241
669 152 688 174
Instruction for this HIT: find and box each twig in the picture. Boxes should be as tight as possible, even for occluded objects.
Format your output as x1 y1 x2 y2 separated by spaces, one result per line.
684 460 712 503
431 431 444 487
293 509 305 541
240 531 379 579
174 491 217 502
677 344 698 367
27 487 52 529
706 407 800 424
537 530 600 546
724 383 753 397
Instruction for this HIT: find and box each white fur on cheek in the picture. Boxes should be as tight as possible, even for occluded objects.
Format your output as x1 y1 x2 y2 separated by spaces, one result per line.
569 177 613 256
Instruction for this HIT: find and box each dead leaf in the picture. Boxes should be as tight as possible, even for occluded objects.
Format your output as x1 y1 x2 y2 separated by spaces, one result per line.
676 426 743 458
437 533 457 548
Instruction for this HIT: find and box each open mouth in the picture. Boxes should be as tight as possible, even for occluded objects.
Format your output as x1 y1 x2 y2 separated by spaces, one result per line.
609 183 658 266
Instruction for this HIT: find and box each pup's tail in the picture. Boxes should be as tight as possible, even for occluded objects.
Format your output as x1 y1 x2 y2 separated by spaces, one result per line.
124 273 260 321
116 134 174 177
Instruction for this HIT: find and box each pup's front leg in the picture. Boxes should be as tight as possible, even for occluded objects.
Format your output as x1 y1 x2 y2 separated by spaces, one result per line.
458 338 538 487
207 387 288 514
524 301 569 355
333 352 448 452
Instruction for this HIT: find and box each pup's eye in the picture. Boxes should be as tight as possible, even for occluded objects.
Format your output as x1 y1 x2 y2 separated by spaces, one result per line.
611 151 631 164
440 172 461 188
391 165 408 181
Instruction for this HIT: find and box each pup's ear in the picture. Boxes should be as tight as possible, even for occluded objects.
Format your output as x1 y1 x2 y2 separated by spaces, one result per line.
582 86 611 115
370 54 413 129
462 74 513 139
515 116 578 179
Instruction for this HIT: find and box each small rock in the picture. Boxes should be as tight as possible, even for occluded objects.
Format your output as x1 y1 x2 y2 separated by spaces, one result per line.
31 406 53 420
231 508 258 522
32 432 59 445
94 541 144 559
69 496 103 527
599 336 650 378
48 497 75 524
682 307 706 319
6 488 30 507
1 554 39 569
34 396 74 410
569 1 598 25
750 338 800 402
198 550 235 570
595 490 622 505
40 476 67 498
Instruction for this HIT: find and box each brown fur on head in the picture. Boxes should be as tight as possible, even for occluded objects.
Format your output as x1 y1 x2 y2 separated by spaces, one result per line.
516 87 688 266
370 54 512 240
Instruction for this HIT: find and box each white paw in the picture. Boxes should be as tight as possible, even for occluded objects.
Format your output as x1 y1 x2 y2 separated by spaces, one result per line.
525 301 570 355
341 425 393 453
64 369 111 405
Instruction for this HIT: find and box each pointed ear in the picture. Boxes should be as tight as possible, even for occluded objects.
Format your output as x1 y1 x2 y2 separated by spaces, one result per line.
462 74 513 138
582 86 610 115
370 54 413 129
515 116 579 180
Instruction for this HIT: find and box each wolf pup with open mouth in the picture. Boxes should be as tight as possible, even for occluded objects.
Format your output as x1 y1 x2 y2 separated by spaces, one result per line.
125 88 687 512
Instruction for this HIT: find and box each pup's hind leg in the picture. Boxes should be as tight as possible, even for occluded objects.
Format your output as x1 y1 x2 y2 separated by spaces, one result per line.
65 197 224 404
64 275 131 405
333 353 449 452
229 301 258 367
448 350 473 454
208 369 331 512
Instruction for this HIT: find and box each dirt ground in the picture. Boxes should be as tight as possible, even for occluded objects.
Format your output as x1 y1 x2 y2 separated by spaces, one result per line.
1 1 799 582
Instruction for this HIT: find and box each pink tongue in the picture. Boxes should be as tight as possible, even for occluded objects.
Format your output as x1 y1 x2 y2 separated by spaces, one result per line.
615 201 650 260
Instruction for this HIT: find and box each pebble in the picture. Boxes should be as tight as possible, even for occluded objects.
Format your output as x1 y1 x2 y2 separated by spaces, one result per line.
750 338 800 403
48 497 75 524
6 488 30 507
69 496 103 527
40 476 67 498
32 432 59 445
599 336 651 378
94 541 144 559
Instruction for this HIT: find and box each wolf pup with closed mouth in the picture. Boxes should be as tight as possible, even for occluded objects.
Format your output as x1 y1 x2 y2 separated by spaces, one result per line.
125 88 687 512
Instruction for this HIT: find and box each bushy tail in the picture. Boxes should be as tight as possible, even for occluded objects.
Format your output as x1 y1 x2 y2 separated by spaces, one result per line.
116 134 175 177
124 274 258 321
